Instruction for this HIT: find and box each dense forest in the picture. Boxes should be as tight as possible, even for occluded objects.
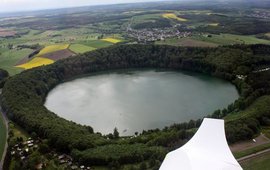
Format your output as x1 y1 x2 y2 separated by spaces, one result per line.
1 44 270 167
0 68 9 88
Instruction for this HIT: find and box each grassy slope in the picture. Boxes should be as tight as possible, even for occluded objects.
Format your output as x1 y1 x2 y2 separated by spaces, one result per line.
0 48 32 75
0 113 6 161
75 40 113 48
233 143 270 159
192 34 270 45
69 44 96 54
241 152 270 170
156 33 270 47
225 95 270 122
156 38 218 47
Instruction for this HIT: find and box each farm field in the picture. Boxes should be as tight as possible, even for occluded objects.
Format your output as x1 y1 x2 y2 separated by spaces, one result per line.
162 13 187 22
36 44 69 56
0 48 32 75
156 38 218 47
192 34 270 45
75 40 114 48
101 37 123 44
16 57 54 69
0 28 16 37
41 49 75 61
156 34 270 47
69 44 96 54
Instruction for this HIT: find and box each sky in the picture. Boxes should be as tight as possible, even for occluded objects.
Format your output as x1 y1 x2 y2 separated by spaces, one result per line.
0 0 167 13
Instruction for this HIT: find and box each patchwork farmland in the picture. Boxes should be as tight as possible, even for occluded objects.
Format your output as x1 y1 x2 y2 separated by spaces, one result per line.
13 40 122 70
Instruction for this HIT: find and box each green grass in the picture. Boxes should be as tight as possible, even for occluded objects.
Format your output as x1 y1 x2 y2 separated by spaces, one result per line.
241 152 270 170
192 34 270 46
9 122 29 141
0 113 7 161
225 95 270 122
75 40 113 49
262 127 270 139
131 13 162 25
156 38 218 47
156 33 270 47
233 142 270 159
0 48 32 75
69 44 96 54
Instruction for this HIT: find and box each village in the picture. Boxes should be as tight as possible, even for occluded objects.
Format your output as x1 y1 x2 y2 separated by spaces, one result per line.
248 10 270 19
127 26 192 43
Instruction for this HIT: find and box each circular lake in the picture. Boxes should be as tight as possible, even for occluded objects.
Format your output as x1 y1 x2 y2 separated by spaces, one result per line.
45 70 239 136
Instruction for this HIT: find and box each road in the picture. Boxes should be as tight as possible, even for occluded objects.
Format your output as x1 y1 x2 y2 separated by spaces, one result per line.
0 89 8 169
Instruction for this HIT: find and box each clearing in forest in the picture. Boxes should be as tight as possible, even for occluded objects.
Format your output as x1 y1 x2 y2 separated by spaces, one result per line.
16 57 54 69
162 13 187 22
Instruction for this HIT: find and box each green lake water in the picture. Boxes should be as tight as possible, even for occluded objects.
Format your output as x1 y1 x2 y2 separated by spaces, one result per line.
45 70 239 136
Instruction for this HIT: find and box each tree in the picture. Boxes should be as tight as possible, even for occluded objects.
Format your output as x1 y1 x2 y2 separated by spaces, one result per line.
31 132 38 140
39 143 50 154
113 127 119 139
139 162 147 170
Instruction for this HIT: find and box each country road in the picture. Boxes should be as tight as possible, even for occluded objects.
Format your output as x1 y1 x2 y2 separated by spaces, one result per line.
0 89 8 169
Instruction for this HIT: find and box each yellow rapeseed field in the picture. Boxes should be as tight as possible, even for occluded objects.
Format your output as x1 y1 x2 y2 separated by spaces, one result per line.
37 44 69 56
162 13 187 22
101 38 122 43
16 57 54 69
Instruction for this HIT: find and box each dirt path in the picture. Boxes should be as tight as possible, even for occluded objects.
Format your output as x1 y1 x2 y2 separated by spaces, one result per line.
230 134 270 152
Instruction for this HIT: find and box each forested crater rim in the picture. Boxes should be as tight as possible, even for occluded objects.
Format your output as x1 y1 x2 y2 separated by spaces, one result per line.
3 44 269 166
